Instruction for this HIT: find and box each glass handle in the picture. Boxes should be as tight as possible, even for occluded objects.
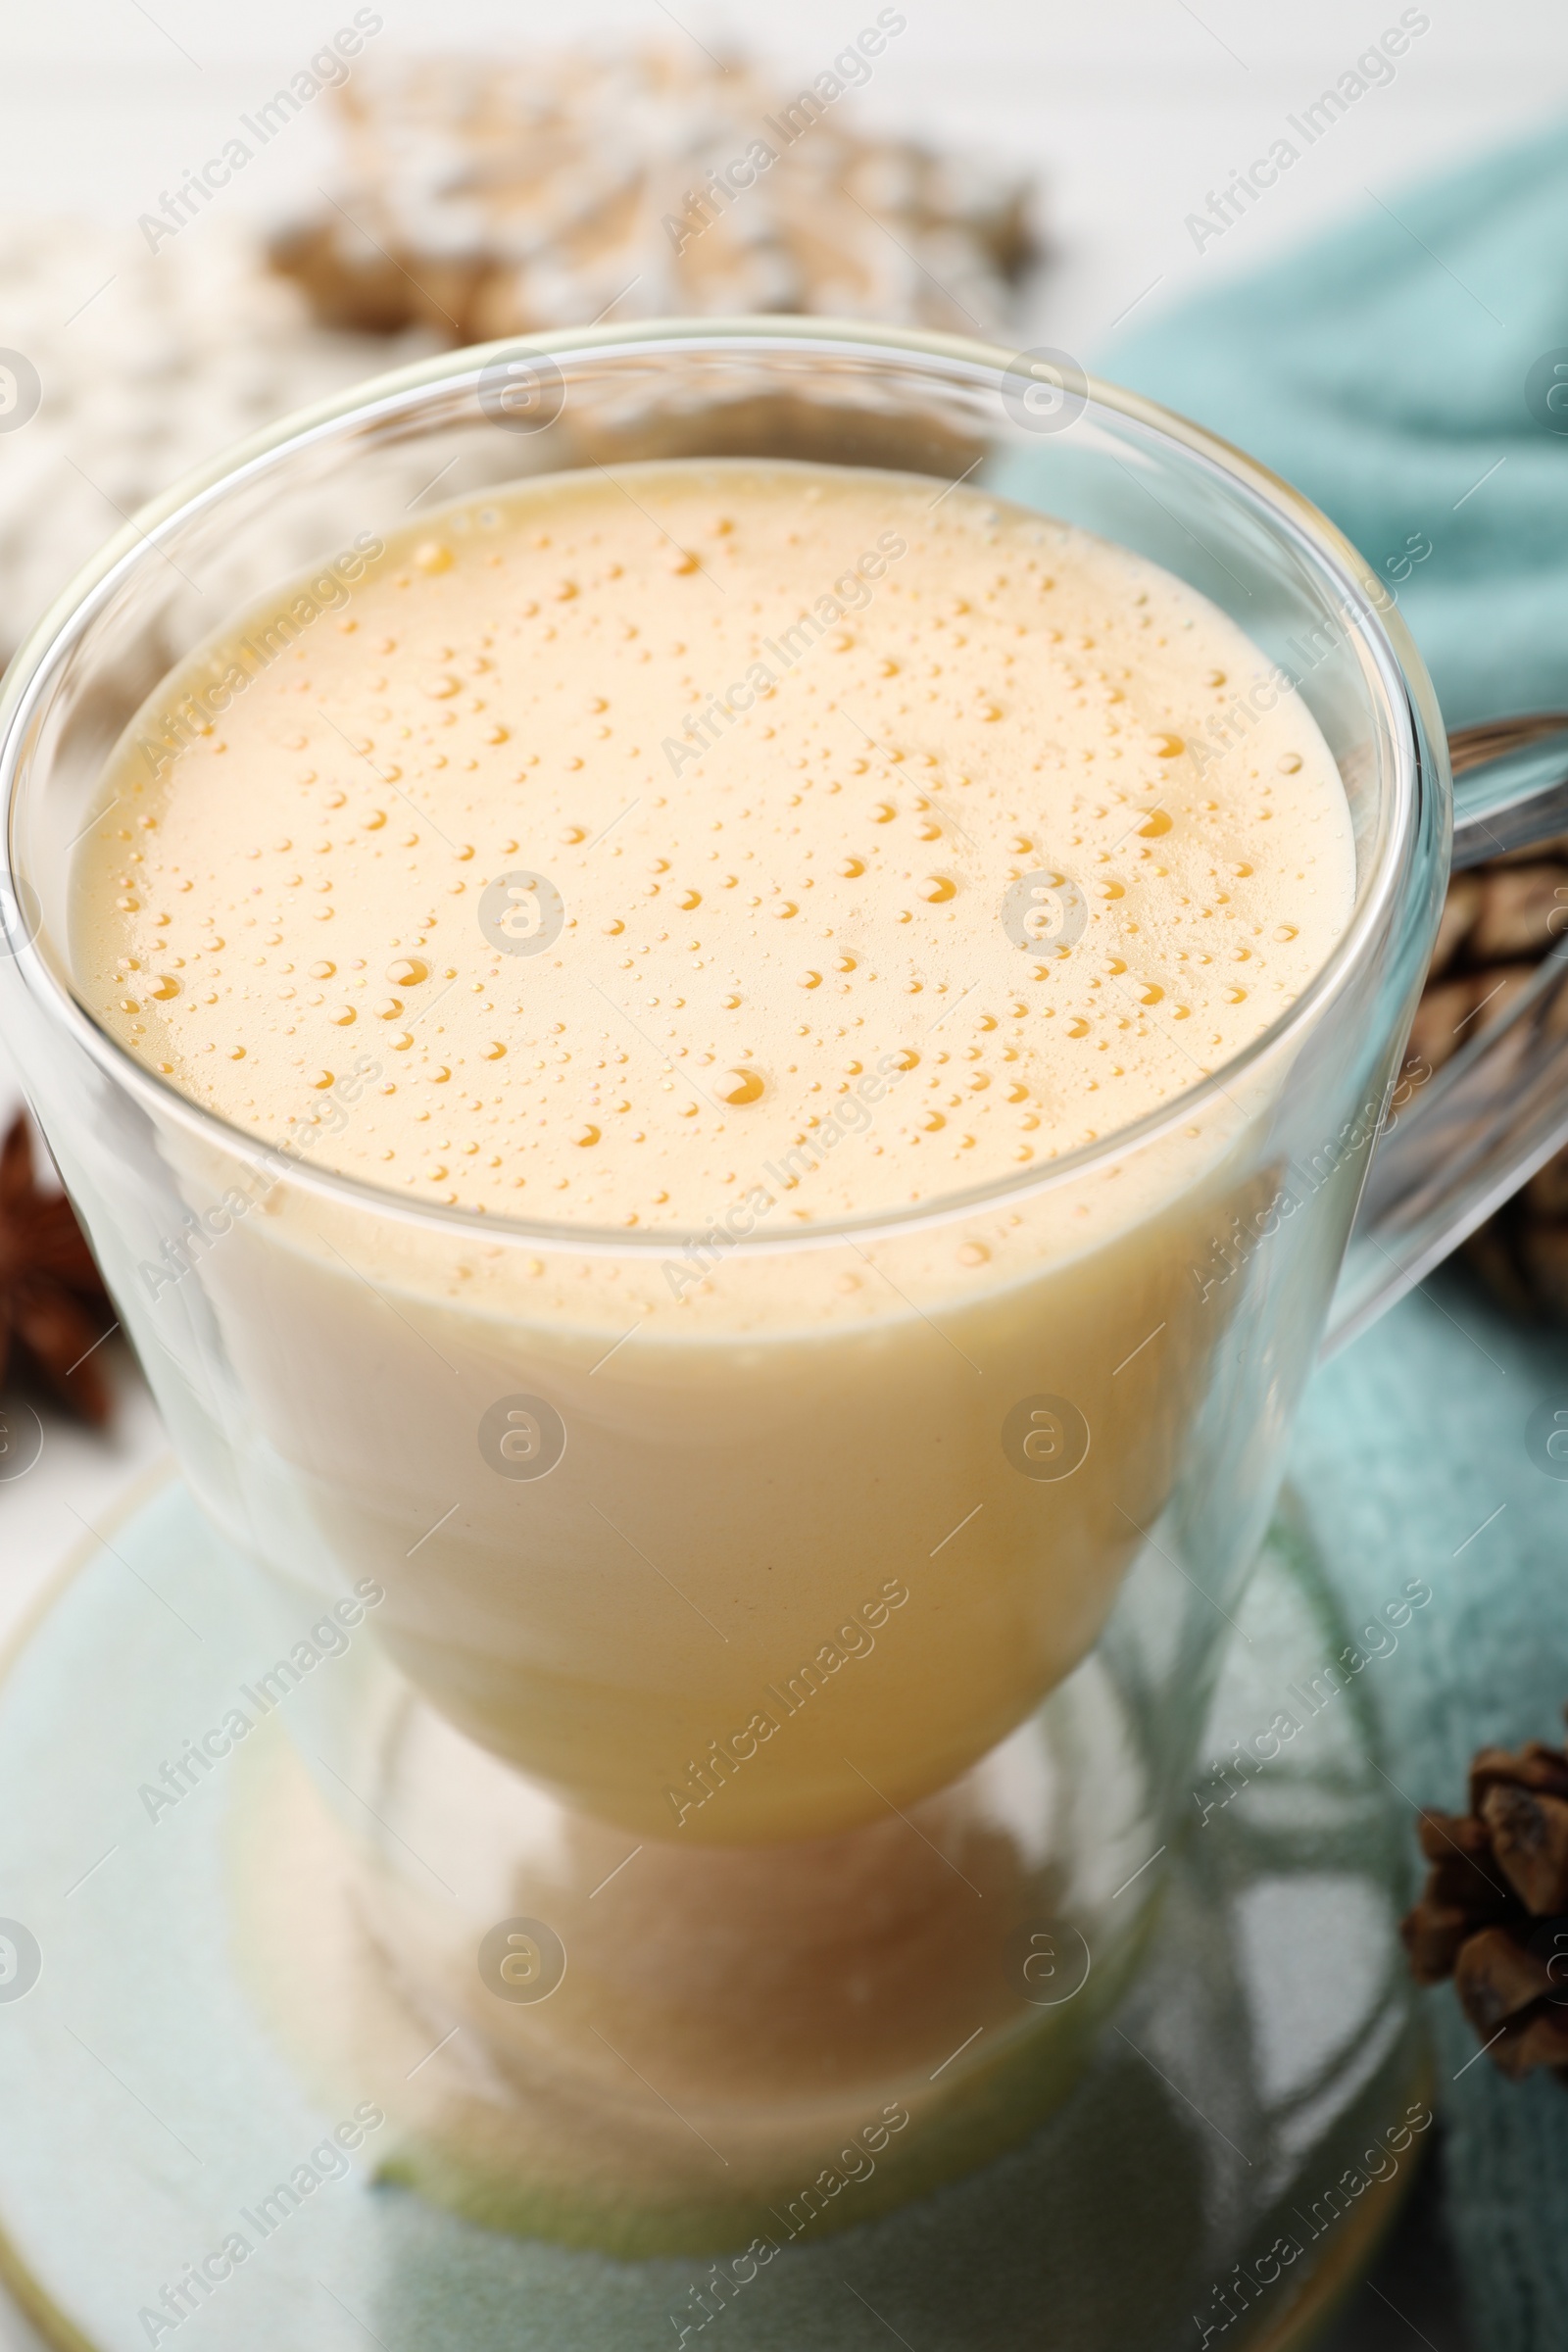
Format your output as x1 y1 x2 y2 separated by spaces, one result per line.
1451 712 1568 867
1327 713 1568 1353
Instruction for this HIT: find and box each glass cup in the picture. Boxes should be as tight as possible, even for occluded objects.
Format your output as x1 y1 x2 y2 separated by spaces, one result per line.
2 321 1563 2252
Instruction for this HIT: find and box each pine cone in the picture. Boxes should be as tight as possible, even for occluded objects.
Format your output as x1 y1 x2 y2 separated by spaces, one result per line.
1432 849 1568 1315
1401 1720 1568 2081
1407 840 1568 1081
1405 716 1568 1316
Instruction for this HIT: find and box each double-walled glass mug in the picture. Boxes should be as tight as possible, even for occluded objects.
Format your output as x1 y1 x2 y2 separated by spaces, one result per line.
3 321 1568 2259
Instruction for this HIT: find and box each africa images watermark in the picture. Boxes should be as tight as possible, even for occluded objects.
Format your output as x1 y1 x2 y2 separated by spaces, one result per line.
662 9 908 256
135 532 383 782
138 1054 382 1301
1187 529 1431 784
661 528 909 782
1184 8 1432 253
1192 2099 1434 2345
667 2100 911 2342
661 1049 913 1302
1191 1576 1433 1831
135 2103 385 2344
1191 1072 1411 1310
664 1576 910 1829
136 1579 385 1824
137 11 385 252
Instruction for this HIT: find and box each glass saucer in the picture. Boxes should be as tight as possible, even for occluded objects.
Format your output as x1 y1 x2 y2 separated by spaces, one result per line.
0 1469 1425 2351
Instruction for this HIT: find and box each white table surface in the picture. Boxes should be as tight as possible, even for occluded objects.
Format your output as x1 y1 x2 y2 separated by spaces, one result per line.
5 3 1563 2340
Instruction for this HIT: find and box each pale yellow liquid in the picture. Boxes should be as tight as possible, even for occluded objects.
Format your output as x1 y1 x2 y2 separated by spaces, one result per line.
78 463 1347 1216
74 462 1353 1845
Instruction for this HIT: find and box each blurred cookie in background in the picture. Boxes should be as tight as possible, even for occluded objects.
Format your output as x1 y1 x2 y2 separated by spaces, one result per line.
0 219 433 666
0 40 1035 670
269 42 1037 341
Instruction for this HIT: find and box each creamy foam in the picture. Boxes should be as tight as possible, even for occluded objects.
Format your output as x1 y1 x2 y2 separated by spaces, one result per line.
74 461 1351 1226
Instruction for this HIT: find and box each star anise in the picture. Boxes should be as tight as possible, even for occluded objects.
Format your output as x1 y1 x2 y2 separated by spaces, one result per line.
1401 1719 1568 2082
0 1111 116 1425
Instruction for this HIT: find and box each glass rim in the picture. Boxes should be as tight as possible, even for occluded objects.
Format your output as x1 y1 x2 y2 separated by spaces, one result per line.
0 316 1431 1260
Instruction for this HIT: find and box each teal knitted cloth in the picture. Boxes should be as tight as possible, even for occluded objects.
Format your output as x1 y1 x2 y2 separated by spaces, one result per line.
1292 1289 1568 2351
1105 117 1568 729
1102 121 1568 2350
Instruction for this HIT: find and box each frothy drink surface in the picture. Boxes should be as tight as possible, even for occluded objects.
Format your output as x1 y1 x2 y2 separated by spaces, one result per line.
74 462 1351 1224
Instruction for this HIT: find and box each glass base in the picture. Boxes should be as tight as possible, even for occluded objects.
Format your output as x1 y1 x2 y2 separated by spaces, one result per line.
0 1469 1427 2351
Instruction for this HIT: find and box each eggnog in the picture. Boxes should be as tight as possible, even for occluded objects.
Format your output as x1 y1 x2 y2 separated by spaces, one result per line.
73 460 1353 1844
